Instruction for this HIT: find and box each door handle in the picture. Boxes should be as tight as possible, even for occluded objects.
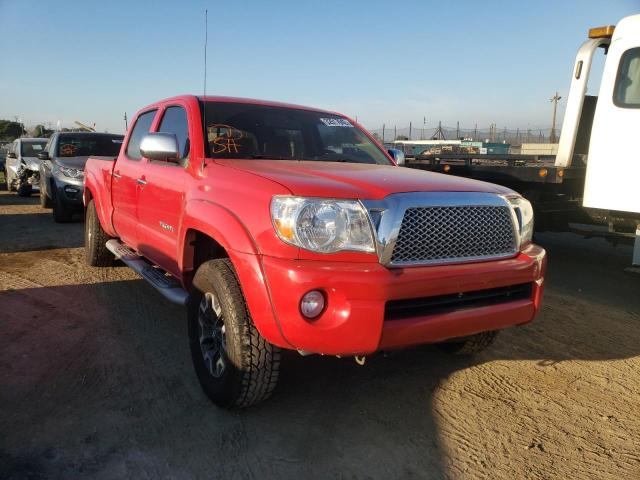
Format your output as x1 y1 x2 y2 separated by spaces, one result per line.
112 171 121 179
136 178 147 185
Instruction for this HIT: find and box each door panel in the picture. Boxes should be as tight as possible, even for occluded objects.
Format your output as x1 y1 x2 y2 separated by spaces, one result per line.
584 17 640 213
111 157 145 249
136 162 185 275
136 105 190 275
111 109 157 249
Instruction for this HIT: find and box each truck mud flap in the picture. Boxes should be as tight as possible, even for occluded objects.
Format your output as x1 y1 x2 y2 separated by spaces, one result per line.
105 239 188 306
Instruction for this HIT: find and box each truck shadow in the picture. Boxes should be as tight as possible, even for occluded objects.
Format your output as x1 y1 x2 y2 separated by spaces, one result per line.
1 230 639 478
0 213 84 253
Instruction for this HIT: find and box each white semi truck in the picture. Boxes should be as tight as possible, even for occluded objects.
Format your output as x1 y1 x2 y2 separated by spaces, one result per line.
406 14 640 266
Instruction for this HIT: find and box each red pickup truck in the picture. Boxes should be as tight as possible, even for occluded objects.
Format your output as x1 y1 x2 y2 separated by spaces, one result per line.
84 95 546 408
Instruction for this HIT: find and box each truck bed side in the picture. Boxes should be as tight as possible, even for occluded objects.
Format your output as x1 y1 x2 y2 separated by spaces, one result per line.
84 155 117 237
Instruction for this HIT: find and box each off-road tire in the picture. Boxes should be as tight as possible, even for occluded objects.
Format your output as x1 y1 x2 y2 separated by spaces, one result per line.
17 183 32 197
39 182 52 208
188 258 280 409
437 330 499 355
52 189 73 223
84 199 114 267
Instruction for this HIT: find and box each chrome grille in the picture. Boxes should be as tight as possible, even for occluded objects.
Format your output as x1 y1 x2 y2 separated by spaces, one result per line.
390 205 516 265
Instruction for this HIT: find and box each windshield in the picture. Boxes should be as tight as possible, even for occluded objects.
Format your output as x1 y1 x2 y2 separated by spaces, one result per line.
201 102 391 165
56 134 124 157
21 141 47 157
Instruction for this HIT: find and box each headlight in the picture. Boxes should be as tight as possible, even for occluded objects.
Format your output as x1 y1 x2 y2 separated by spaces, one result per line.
503 195 534 247
58 166 83 179
271 196 376 253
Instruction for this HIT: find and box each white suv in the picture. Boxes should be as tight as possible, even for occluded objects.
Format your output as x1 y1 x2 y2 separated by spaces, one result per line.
4 137 48 196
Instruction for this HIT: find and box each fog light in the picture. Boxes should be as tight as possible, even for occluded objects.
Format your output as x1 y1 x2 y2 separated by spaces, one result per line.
443 164 451 173
300 290 325 319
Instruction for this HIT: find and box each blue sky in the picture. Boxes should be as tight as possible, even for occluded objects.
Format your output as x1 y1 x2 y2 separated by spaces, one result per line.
0 0 638 133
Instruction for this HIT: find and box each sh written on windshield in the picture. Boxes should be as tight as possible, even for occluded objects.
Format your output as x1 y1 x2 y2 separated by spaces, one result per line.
203 102 391 165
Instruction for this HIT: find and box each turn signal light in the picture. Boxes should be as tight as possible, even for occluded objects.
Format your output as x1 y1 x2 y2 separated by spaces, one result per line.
588 25 614 39
443 164 451 173
539 168 548 178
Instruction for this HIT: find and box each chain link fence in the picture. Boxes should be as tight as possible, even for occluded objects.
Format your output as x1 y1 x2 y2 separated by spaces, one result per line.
365 124 559 144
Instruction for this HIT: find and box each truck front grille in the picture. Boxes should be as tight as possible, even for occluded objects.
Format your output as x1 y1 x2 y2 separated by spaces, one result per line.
390 205 517 265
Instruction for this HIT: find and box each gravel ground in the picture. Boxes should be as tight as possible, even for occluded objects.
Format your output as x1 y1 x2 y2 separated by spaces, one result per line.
0 187 639 479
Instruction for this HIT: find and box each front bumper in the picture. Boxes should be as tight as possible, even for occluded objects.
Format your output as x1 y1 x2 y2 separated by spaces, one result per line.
259 244 546 355
53 175 84 207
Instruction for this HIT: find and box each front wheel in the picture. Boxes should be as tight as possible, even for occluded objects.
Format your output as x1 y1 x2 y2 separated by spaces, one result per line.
40 180 52 208
52 189 73 223
437 330 499 355
17 183 32 197
188 258 280 409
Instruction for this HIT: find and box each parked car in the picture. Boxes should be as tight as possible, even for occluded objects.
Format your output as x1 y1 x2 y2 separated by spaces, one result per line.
84 95 546 408
39 132 124 222
0 141 12 172
4 137 48 196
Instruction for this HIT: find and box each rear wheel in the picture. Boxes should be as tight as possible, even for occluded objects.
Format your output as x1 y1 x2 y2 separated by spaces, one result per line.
84 199 114 266
437 330 499 355
52 189 73 223
188 258 280 408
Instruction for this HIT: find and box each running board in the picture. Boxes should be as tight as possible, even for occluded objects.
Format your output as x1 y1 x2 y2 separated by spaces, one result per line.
105 239 189 306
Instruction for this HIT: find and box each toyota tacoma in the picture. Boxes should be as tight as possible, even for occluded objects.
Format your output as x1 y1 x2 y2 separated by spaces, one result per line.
84 95 546 408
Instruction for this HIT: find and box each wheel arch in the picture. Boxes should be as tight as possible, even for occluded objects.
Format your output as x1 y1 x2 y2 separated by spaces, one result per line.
180 200 290 349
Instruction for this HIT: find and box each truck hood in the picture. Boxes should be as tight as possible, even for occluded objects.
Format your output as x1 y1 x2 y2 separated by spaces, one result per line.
215 159 513 199
55 157 89 170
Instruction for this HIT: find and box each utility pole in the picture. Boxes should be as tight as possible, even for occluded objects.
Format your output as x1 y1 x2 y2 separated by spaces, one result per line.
456 121 459 139
474 123 477 140
409 121 412 140
394 125 397 141
382 124 385 143
550 91 561 143
422 116 426 140
124 112 128 131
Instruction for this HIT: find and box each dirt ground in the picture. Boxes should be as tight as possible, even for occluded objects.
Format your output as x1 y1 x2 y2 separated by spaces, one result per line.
0 187 639 480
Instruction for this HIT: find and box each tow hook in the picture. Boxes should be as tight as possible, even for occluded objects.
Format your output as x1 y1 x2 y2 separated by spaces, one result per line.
354 355 366 366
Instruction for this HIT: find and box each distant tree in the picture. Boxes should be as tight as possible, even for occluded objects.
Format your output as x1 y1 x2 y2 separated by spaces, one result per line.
0 120 26 140
33 124 54 138
395 135 409 141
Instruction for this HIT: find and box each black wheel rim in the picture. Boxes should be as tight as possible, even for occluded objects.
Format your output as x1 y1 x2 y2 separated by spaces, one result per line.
197 292 227 378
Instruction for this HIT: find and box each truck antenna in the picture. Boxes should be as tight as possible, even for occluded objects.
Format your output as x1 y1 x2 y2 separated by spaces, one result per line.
202 9 208 170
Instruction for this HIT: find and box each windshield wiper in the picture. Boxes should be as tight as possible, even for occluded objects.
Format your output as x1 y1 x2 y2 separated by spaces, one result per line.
248 154 291 160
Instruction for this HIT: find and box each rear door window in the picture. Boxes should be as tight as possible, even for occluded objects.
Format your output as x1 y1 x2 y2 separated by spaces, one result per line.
157 106 190 160
126 110 157 160
614 47 640 108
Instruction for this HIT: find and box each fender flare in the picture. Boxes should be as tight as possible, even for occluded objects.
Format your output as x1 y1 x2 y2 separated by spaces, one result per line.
179 199 292 349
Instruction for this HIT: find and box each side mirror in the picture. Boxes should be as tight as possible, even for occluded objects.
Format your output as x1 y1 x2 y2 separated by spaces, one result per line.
388 148 405 166
140 133 180 162
38 151 50 160
7 152 16 159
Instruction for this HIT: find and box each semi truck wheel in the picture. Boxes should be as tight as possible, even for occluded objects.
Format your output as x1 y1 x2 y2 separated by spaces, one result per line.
188 258 280 408
437 330 499 355
84 199 114 267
